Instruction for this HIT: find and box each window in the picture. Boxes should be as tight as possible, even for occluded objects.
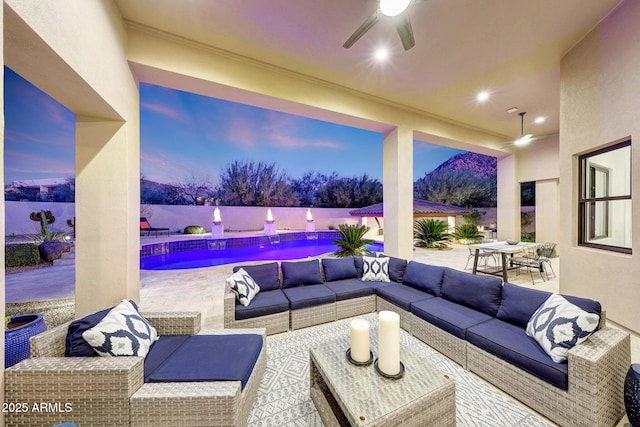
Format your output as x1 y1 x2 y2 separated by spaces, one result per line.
578 140 631 253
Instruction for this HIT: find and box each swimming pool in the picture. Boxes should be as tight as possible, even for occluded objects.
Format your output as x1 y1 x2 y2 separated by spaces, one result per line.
140 231 384 270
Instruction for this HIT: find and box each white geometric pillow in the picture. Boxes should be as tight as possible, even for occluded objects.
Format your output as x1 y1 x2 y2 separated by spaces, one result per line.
526 293 600 363
82 299 158 358
227 268 261 307
361 256 390 282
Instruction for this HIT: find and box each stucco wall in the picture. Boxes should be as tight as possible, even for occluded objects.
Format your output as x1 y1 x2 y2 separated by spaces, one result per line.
559 0 639 332
4 0 142 315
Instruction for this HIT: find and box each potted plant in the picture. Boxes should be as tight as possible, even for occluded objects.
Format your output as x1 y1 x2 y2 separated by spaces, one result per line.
333 224 375 257
5 314 47 368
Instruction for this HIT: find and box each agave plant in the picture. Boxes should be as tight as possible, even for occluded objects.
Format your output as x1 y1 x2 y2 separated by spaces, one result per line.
413 219 452 249
333 224 374 257
453 223 483 244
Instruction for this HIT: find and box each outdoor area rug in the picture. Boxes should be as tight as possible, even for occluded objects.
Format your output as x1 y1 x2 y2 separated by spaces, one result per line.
247 313 552 426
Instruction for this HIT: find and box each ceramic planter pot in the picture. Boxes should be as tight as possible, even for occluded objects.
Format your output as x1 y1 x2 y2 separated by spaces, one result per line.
5 314 47 368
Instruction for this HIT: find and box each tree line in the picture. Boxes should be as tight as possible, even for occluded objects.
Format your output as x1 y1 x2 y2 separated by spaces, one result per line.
5 159 498 209
142 159 497 208
142 160 384 208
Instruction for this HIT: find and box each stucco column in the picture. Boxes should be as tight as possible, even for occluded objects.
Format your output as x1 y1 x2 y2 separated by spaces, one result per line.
75 118 140 316
497 154 520 241
0 6 5 415
535 179 560 249
383 126 413 259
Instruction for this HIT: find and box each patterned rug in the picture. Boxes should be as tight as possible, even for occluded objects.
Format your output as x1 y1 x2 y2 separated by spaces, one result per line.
248 313 552 426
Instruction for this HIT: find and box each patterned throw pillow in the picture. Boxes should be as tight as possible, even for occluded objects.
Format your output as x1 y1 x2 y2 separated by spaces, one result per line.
526 293 600 363
82 299 158 357
361 256 390 282
227 268 261 306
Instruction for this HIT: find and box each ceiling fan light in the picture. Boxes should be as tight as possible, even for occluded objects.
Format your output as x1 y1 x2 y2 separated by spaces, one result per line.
380 0 412 17
514 134 533 146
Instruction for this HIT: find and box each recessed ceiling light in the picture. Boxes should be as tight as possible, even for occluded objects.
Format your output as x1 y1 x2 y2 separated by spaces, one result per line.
476 91 490 103
374 48 389 61
506 107 519 114
534 116 545 124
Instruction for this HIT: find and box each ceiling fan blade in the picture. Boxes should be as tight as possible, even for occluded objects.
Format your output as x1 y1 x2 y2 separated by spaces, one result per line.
343 10 380 48
395 14 415 51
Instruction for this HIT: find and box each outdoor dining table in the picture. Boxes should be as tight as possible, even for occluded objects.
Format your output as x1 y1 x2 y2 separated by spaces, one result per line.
469 241 539 282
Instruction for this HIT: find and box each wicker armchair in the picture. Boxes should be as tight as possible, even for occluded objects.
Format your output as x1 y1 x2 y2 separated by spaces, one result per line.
5 311 266 427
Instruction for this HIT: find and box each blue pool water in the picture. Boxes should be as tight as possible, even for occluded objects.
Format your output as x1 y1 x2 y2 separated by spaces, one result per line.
140 237 384 270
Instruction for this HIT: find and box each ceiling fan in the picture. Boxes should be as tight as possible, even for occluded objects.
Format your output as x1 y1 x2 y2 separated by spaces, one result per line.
343 0 426 51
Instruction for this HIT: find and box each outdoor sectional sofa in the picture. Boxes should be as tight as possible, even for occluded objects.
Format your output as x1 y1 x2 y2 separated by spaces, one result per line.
5 310 266 427
224 255 631 427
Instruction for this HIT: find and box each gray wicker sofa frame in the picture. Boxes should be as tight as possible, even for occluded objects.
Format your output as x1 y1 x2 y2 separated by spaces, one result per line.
5 311 266 427
224 256 630 427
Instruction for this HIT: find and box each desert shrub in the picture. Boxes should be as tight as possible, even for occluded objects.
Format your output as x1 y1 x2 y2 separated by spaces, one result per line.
453 224 483 244
333 224 374 257
6 244 41 268
414 219 452 249
183 225 207 235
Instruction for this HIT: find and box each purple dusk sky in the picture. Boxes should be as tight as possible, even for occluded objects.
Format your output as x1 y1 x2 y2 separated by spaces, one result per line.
4 67 465 186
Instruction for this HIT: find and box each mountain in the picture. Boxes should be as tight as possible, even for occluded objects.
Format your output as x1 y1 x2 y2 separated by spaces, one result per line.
430 152 496 178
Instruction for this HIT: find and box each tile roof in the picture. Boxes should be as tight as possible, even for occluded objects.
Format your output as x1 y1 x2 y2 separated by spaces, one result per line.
349 199 470 217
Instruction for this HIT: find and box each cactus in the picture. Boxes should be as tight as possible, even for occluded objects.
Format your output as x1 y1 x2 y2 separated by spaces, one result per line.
67 217 76 238
29 210 56 238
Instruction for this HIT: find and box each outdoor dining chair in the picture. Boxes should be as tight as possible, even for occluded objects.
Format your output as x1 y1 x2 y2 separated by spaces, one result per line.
511 244 548 284
465 246 498 270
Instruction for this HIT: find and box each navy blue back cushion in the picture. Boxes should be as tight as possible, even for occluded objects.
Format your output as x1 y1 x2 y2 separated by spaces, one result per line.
233 262 280 291
354 256 364 277
497 283 552 328
402 261 445 296
322 257 358 282
497 283 602 328
441 268 502 317
65 301 139 357
282 259 323 288
379 255 407 282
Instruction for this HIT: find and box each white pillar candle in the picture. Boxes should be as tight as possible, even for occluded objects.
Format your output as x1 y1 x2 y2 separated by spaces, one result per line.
378 311 400 375
350 318 370 363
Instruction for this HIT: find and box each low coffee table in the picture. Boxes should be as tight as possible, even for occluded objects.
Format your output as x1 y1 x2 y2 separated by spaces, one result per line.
309 332 455 426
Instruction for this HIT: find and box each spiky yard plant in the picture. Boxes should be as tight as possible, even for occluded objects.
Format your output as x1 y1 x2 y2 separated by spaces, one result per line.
333 224 375 257
453 223 483 244
413 219 453 249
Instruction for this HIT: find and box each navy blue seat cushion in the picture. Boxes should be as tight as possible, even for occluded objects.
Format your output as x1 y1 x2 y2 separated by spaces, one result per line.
146 334 263 390
376 284 434 311
283 284 336 310
402 262 445 296
411 297 493 339
467 319 569 389
144 335 190 381
282 259 323 288
441 268 503 317
322 257 358 282
323 278 374 301
235 289 290 320
233 262 280 292
497 283 602 328
65 300 139 357
363 280 394 291
378 254 407 282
